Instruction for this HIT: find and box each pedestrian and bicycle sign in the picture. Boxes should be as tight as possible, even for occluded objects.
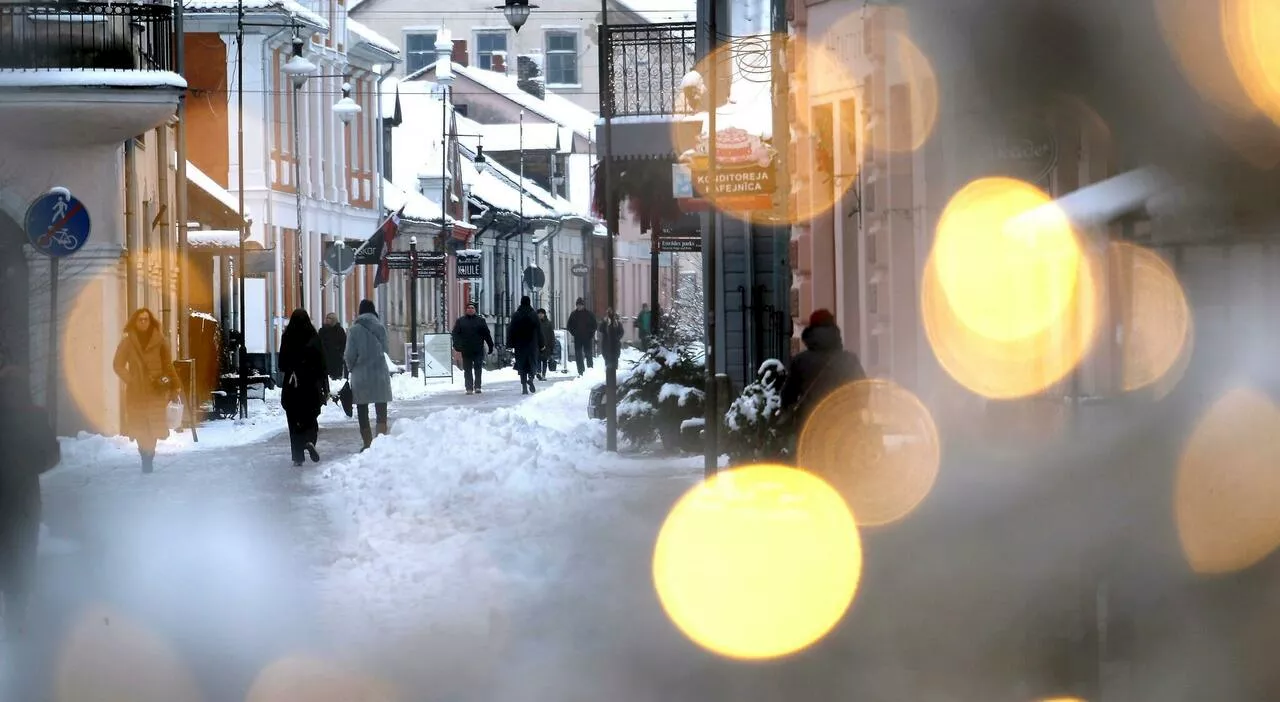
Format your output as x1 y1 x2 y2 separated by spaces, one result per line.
25 187 90 258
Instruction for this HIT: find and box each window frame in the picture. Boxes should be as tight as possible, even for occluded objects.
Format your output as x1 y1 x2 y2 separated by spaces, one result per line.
473 29 509 71
403 30 439 75
543 28 580 87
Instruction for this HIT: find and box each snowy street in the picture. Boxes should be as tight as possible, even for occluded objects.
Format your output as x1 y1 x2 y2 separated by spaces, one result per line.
22 364 709 701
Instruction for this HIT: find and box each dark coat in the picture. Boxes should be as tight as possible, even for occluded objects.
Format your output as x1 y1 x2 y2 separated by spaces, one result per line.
538 318 556 360
506 304 544 374
279 333 329 418
344 313 394 405
600 317 625 368
0 381 58 552
452 314 494 358
317 324 347 380
567 308 597 342
112 329 180 443
780 323 866 423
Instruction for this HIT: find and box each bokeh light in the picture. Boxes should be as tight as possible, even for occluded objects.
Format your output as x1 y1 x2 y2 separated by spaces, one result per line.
882 29 939 153
246 656 398 702
1176 387 1280 575
652 464 862 660
796 379 941 526
1109 242 1193 393
61 268 123 435
54 604 202 702
1156 0 1259 120
1221 0 1280 127
923 177 1100 399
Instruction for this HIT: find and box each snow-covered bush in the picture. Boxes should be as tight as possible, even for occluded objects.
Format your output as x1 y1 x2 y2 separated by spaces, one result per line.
617 343 706 452
723 359 792 464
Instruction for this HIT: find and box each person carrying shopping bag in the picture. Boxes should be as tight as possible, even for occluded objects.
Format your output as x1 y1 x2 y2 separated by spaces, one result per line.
113 308 181 474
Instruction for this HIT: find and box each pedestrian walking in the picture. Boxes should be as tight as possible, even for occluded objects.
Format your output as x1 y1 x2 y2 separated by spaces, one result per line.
278 309 329 467
536 308 555 381
600 307 626 370
451 303 494 395
112 307 181 474
506 295 544 395
780 309 866 429
318 312 347 382
0 366 59 640
635 303 654 349
567 297 597 376
344 299 393 451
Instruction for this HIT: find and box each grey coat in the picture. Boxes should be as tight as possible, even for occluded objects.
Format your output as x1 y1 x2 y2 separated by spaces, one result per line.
343 313 393 405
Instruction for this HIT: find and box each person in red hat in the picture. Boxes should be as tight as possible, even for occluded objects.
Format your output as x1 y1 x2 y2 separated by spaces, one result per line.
780 309 866 427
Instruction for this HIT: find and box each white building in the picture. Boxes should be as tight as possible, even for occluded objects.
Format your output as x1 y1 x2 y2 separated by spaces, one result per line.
182 0 399 377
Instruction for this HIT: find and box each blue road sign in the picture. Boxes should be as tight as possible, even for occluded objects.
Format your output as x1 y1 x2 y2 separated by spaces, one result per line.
25 188 90 257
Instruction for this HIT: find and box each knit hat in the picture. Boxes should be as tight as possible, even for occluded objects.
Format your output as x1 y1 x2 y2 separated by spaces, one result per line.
808 309 836 328
576 297 586 306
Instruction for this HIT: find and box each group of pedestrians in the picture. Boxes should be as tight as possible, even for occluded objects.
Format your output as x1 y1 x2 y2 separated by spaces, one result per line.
566 298 626 375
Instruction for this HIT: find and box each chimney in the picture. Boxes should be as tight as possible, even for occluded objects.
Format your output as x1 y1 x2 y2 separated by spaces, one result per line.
516 53 545 100
451 39 468 67
490 50 507 74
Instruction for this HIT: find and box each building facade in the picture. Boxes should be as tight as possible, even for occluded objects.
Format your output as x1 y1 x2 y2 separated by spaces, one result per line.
349 0 692 110
182 0 398 378
0 1 189 434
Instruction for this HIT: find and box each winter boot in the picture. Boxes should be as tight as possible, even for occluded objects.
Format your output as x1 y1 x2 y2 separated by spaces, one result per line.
305 442 320 463
376 421 389 437
140 451 154 474
528 379 536 394
359 426 374 451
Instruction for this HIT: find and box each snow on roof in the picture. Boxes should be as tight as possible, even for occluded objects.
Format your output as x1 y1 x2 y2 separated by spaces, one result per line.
479 123 562 153
613 0 696 24
382 178 447 222
183 0 328 29
0 69 186 89
458 143 583 220
347 18 400 57
186 161 238 214
187 231 241 249
389 83 449 186
414 61 598 140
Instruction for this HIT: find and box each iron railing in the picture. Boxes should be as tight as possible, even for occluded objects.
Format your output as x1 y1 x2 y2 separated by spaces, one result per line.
736 284 791 387
602 22 697 118
0 2 175 71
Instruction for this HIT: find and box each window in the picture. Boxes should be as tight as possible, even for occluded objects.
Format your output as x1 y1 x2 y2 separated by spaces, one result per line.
545 30 578 85
868 282 878 315
404 32 438 75
475 31 508 71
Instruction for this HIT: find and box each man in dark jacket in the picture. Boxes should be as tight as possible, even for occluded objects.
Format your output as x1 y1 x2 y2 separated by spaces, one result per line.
318 312 347 381
452 303 494 395
536 308 555 380
507 296 544 395
780 309 866 427
567 297 597 376
0 368 59 639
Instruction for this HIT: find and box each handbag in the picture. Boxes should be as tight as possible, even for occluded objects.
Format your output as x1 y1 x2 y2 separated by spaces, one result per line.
166 397 184 431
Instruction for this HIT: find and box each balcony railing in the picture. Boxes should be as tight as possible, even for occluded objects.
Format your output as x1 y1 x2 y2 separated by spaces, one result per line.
0 2 174 71
602 22 697 118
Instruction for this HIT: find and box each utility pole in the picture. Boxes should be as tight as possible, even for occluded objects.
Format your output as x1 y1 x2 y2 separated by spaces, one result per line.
410 235 419 376
598 6 619 452
235 0 247 418
702 0 720 477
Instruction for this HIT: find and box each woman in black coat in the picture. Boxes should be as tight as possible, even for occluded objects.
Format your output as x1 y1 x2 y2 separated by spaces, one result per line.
278 308 329 466
506 295 544 395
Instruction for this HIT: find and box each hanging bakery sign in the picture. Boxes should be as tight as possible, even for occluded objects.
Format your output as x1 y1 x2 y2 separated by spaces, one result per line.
675 127 777 211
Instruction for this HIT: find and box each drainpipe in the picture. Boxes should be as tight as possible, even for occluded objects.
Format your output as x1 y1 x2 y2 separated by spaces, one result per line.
125 139 139 315
157 121 173 337
175 0 189 357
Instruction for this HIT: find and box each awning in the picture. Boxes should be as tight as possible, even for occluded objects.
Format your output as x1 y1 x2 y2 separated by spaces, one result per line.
186 162 246 230
186 229 266 255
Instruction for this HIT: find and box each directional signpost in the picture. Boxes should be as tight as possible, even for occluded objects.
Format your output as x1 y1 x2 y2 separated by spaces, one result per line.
25 187 91 431
416 252 446 279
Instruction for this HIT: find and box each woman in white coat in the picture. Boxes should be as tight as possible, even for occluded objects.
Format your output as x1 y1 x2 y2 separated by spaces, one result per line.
344 299 393 450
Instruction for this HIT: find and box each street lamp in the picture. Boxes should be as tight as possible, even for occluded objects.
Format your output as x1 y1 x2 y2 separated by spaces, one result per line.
496 0 537 32
283 32 318 312
473 144 488 174
333 82 361 125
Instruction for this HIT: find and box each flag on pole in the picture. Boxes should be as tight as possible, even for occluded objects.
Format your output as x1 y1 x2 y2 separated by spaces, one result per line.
354 206 404 287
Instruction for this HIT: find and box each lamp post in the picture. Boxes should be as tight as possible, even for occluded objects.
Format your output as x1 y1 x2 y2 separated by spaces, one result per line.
596 1 619 452
333 80 362 323
282 33 318 310
410 235 419 376
437 31 455 337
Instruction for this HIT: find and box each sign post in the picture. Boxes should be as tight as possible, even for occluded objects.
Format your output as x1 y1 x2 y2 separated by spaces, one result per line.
25 187 91 432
